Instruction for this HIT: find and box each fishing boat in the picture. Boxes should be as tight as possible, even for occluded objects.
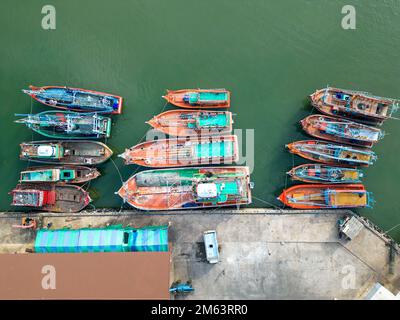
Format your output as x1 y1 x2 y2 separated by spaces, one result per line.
22 85 123 114
286 140 376 166
119 135 238 167
287 164 363 184
278 184 374 209
117 166 253 210
300 115 383 148
15 111 112 139
10 183 91 213
147 109 233 137
310 87 399 125
19 166 100 184
162 89 230 108
20 140 113 165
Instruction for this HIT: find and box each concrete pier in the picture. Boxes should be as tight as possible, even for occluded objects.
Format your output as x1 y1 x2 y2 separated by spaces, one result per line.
0 209 399 299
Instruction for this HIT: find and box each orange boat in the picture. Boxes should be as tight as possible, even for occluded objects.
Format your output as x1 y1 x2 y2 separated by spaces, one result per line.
116 166 253 211
119 135 238 167
278 184 374 209
162 89 230 108
147 109 233 137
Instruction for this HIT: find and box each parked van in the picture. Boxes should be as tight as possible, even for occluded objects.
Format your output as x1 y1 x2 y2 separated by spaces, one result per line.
203 230 219 264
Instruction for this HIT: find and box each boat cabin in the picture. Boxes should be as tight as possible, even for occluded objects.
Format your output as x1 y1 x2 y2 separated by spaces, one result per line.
334 93 351 101
21 144 63 159
194 181 240 204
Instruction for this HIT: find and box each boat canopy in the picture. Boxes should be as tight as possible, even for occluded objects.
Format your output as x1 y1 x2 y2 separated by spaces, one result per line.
194 113 228 128
197 183 218 198
195 141 233 159
20 169 60 182
184 92 228 104
37 145 57 157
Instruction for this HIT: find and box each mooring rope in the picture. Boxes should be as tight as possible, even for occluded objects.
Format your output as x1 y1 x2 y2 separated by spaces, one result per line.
384 223 400 236
110 157 124 185
252 195 283 211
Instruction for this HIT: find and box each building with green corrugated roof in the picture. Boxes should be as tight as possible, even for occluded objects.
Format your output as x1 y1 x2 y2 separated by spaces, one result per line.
34 225 168 253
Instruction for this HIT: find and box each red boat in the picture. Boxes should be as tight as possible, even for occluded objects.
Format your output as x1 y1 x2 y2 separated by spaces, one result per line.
10 183 91 213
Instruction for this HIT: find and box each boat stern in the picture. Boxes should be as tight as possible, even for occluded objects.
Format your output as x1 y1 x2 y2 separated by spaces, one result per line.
113 96 123 114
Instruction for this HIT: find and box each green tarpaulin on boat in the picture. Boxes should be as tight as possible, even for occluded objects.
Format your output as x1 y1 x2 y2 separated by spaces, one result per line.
34 225 168 253
196 141 233 159
196 114 228 128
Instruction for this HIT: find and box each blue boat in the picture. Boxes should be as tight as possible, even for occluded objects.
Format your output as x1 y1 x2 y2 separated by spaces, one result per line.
23 85 123 114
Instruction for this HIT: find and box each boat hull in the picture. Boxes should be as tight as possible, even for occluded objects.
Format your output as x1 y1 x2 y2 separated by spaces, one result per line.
120 135 239 167
286 140 376 167
278 184 371 209
117 166 252 211
163 89 230 109
10 183 90 213
147 109 233 137
300 115 383 148
287 164 363 184
19 140 113 165
23 85 123 114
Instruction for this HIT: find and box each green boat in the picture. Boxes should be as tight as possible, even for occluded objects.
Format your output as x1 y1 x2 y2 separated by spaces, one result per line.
15 111 112 139
20 165 100 184
20 140 113 165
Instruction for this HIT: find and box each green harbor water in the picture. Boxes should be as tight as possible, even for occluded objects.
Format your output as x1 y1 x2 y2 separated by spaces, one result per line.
1 0 399 241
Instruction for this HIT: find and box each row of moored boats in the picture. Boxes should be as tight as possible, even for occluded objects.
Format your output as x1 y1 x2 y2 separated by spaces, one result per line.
11 87 253 212
278 87 398 209
10 86 398 212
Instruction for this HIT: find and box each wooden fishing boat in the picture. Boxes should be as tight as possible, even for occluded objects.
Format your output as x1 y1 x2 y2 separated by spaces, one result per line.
22 85 123 114
147 109 233 137
10 183 91 213
310 87 399 125
116 166 253 210
278 184 373 209
119 135 238 167
15 111 112 139
287 164 364 184
19 166 100 184
162 89 230 108
300 115 383 148
286 140 376 167
20 140 113 165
